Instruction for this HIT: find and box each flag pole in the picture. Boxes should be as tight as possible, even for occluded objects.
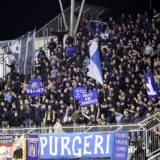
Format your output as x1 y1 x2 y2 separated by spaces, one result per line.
73 88 76 110
102 85 105 103
73 99 76 110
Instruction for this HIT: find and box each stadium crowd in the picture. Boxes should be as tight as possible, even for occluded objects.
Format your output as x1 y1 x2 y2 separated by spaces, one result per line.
0 9 160 129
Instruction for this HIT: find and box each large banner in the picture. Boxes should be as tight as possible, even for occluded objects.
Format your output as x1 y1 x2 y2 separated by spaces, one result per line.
0 135 14 160
12 136 26 160
26 134 39 160
73 86 87 100
39 132 114 159
80 90 98 106
113 132 128 160
27 78 44 97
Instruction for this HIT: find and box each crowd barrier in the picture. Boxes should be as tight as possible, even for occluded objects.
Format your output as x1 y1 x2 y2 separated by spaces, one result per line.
0 124 159 160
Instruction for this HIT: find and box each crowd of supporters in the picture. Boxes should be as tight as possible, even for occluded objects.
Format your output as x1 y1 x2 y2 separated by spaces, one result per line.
0 9 160 129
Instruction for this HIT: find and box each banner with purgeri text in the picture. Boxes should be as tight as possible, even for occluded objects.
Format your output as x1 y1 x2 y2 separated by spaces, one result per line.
39 132 114 159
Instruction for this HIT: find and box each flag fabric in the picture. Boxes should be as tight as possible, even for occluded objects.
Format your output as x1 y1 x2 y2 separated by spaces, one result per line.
0 30 36 75
143 70 160 98
100 32 109 39
27 78 44 97
87 40 103 85
0 42 11 53
79 90 98 106
66 47 77 56
87 20 107 33
73 86 87 100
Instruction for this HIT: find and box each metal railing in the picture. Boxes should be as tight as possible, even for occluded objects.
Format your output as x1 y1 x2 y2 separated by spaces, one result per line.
148 152 160 160
138 110 160 130
0 124 144 135
146 125 160 158
36 4 82 37
151 47 160 57
0 110 159 135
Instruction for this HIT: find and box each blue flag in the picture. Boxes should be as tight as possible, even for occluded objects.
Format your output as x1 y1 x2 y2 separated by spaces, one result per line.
27 78 44 97
73 86 87 100
80 90 98 106
143 70 160 98
87 40 103 85
66 47 77 56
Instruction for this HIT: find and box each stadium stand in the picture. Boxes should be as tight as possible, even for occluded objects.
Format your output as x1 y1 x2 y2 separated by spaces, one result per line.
0 9 159 129
0 2 160 159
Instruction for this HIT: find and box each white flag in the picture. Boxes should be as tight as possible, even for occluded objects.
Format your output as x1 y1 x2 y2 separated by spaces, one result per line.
0 30 36 75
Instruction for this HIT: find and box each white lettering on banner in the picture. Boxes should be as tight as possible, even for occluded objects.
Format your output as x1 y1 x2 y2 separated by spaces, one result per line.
0 136 13 139
81 99 98 105
115 153 125 158
115 140 128 145
50 136 58 156
115 133 128 139
82 93 93 98
76 89 86 93
72 136 82 157
116 146 127 152
0 139 13 144
39 134 112 157
94 135 104 154
85 97 91 101
83 134 93 155
27 89 30 93
27 88 44 93
61 137 71 156
40 137 47 155
27 137 38 142
106 134 110 154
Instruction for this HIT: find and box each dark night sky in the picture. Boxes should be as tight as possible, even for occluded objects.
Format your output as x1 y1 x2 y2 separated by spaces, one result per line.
0 0 160 40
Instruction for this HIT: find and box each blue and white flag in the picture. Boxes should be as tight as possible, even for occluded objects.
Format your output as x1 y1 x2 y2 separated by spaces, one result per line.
143 70 160 98
100 32 109 39
87 40 103 85
80 90 98 106
0 30 36 75
27 78 44 97
73 86 87 100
